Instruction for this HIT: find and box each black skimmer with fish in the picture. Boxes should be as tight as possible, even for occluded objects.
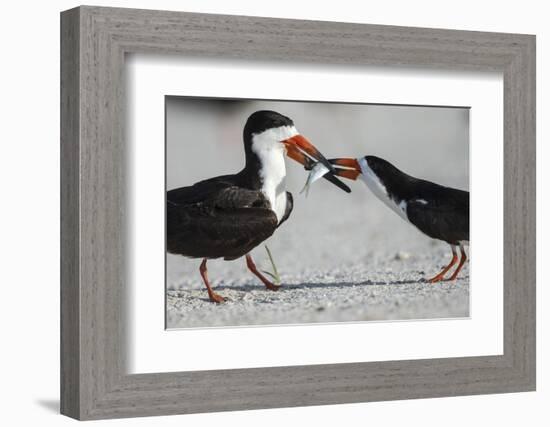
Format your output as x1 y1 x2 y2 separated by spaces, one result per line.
167 110 351 303
327 155 469 283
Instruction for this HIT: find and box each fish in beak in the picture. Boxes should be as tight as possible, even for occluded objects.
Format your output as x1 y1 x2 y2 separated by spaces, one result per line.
300 162 331 197
282 135 352 193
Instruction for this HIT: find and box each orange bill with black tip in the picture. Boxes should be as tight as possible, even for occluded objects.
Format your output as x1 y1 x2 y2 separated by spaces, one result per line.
328 158 362 181
282 134 335 172
282 136 351 193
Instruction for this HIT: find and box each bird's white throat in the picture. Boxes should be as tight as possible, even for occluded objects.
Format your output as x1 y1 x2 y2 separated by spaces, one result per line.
251 125 299 223
357 157 409 221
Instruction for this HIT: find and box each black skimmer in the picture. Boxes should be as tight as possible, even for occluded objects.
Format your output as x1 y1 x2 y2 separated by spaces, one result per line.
167 110 350 303
327 156 469 283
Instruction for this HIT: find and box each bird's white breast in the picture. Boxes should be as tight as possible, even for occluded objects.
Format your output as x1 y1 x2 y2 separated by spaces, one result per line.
357 157 409 221
251 126 298 223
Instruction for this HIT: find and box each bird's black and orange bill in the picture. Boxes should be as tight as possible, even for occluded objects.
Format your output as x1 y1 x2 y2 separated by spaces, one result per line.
328 158 362 181
282 135 335 172
283 136 351 193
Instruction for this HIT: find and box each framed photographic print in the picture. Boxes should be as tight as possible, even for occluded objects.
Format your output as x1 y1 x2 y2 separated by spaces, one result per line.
61 5 536 420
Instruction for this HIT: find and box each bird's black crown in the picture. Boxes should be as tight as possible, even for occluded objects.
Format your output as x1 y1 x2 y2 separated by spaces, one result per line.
243 110 294 140
363 155 399 177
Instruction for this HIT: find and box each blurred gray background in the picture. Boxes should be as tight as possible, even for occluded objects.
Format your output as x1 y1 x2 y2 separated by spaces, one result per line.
166 97 469 328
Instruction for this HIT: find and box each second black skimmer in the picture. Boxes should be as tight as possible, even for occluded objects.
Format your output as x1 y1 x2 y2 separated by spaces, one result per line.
167 110 350 303
328 155 469 283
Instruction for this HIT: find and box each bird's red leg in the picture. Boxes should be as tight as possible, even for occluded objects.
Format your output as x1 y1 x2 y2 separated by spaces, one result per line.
447 245 467 281
245 254 280 291
428 245 458 283
199 258 225 303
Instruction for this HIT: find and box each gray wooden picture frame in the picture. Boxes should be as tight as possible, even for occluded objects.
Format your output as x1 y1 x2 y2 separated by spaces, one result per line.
60 5 536 420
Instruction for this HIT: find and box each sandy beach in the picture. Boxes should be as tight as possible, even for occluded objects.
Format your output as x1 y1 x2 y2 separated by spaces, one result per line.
167 248 469 329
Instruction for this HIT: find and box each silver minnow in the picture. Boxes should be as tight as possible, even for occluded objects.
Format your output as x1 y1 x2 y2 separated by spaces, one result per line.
300 162 330 197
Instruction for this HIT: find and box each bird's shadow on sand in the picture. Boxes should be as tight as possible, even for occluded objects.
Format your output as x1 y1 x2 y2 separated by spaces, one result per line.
172 275 470 303
213 278 425 292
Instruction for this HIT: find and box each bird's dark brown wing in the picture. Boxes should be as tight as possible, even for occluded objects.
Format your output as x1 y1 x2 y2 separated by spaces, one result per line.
167 181 277 260
167 205 278 260
167 175 268 208
406 189 469 245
